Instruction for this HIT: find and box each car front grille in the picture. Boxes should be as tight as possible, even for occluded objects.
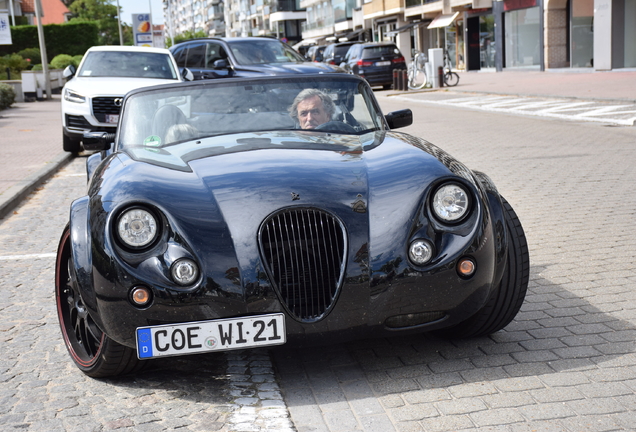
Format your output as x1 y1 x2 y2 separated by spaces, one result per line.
259 208 347 323
92 97 122 122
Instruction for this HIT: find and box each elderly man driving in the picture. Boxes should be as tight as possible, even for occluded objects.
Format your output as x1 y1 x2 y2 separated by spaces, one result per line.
289 89 336 129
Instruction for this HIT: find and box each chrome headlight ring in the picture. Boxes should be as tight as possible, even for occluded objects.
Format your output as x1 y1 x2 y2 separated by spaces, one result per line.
115 206 161 250
430 182 472 224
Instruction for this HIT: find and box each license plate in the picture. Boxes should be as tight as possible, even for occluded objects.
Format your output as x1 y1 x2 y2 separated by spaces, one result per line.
375 61 391 66
136 313 286 359
105 114 119 124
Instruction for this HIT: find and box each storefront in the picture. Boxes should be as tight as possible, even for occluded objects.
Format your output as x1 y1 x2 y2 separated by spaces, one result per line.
465 12 497 70
503 0 542 69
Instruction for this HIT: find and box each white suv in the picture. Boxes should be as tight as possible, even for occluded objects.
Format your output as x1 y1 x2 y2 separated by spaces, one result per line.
61 45 184 153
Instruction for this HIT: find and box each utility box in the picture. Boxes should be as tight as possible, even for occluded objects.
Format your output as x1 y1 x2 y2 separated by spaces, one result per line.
428 48 444 88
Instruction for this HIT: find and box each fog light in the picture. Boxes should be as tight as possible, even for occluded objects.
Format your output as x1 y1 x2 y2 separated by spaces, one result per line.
171 258 199 286
408 239 434 266
131 286 152 306
457 258 476 278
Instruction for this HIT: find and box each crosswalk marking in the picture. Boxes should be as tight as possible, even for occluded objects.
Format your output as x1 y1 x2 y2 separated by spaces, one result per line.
0 253 56 261
393 94 636 126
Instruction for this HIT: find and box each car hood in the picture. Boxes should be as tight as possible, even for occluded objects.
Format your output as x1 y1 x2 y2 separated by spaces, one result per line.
236 62 341 75
96 131 470 293
63 76 180 97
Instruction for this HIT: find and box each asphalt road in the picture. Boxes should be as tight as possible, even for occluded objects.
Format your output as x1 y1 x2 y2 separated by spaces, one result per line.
1 90 636 431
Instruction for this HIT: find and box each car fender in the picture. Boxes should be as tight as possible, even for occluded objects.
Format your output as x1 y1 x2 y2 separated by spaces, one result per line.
473 170 508 286
68 195 103 330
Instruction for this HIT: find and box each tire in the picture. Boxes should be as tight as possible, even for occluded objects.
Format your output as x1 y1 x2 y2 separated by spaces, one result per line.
63 133 81 153
55 225 145 377
444 71 460 87
435 197 529 338
408 66 427 90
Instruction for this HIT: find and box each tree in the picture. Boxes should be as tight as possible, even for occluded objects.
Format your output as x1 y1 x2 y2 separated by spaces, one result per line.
165 30 208 48
68 0 129 45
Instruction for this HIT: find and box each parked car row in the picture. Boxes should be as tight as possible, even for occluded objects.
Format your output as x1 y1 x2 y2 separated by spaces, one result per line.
61 38 406 153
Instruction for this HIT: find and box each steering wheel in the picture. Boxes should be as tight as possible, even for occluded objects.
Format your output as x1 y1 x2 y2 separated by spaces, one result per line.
315 121 357 133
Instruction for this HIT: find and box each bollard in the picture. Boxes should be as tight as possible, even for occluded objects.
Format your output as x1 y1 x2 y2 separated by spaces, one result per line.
397 69 403 91
5 67 10 80
401 69 408 91
393 69 399 90
438 66 444 87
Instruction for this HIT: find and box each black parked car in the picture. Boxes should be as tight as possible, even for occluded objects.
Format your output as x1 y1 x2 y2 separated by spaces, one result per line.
341 42 406 89
322 42 359 66
55 74 529 377
170 37 339 79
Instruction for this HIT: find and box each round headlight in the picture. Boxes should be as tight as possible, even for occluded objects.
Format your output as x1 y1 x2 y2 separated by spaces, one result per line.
117 208 158 248
432 184 470 223
409 239 434 266
171 259 199 286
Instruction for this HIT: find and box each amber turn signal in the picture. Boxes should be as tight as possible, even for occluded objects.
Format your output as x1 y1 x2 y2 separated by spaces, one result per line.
457 258 476 278
131 286 152 306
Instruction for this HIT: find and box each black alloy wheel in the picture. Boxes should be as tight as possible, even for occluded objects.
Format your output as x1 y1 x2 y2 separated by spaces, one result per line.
55 225 144 377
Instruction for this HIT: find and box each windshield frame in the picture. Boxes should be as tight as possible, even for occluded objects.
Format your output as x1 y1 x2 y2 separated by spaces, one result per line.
116 75 388 158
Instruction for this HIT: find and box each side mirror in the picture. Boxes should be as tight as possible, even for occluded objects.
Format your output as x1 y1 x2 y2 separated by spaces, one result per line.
213 59 229 69
181 68 194 81
83 131 115 152
63 65 76 79
385 109 413 130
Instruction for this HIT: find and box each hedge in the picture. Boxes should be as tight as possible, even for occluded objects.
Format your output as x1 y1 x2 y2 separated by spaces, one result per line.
0 83 16 110
0 22 99 58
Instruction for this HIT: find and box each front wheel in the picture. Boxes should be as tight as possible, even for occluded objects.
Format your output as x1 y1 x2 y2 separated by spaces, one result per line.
56 225 145 377
434 197 529 338
444 71 460 87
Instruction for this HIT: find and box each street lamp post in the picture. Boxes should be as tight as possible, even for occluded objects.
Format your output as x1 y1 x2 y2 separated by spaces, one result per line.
116 0 124 45
33 0 51 99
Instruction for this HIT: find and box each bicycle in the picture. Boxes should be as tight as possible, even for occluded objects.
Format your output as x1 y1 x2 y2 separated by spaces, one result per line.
407 51 429 90
443 50 460 87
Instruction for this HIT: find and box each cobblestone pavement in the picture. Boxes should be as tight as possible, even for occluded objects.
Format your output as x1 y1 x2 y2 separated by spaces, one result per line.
272 94 636 432
0 158 294 431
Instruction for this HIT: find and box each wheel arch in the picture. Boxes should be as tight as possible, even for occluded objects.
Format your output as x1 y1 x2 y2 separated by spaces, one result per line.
473 170 509 287
68 196 104 330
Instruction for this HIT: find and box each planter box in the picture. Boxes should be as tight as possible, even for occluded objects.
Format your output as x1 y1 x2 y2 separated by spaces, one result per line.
20 69 65 100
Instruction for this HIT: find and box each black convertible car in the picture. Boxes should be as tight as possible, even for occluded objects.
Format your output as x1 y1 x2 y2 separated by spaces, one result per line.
55 74 529 377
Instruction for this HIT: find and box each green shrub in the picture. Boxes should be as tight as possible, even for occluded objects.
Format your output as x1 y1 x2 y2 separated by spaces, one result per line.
50 54 75 69
72 55 84 67
0 83 17 110
17 47 41 66
0 53 29 71
0 22 99 58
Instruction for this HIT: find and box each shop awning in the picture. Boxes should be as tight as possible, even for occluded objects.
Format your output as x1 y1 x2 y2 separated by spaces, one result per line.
386 22 420 37
339 28 366 42
427 12 459 29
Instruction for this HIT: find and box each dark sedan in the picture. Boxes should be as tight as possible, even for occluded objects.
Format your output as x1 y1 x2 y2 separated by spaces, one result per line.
341 42 406 89
170 37 340 79
55 74 528 377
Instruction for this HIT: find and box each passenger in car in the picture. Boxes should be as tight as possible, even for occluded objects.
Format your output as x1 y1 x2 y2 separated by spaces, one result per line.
165 123 199 144
288 89 336 129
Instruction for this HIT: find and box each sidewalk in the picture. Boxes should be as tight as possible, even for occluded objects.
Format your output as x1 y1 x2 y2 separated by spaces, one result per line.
0 95 73 220
432 69 636 102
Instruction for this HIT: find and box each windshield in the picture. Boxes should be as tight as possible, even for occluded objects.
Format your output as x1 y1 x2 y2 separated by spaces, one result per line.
78 51 178 79
227 39 306 65
118 77 385 165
